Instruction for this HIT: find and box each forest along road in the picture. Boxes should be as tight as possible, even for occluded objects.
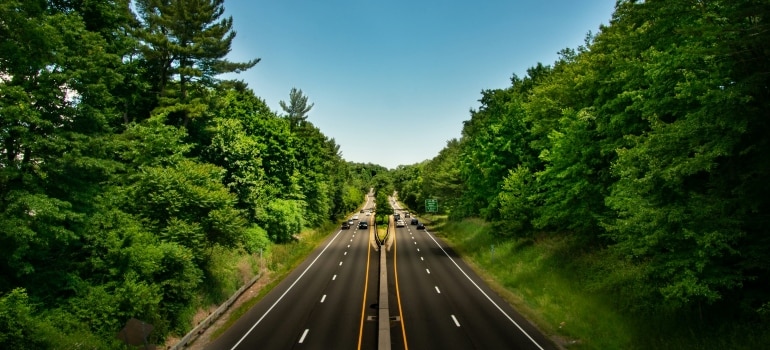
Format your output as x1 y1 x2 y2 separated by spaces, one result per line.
387 204 557 350
206 198 379 350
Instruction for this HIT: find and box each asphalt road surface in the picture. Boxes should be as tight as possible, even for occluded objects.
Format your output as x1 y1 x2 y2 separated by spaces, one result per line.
386 204 556 350
206 197 556 350
207 196 379 350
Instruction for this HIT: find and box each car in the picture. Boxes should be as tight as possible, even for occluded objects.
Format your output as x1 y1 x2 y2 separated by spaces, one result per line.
396 220 405 227
358 221 368 229
410 218 419 225
348 219 354 225
360 209 365 213
341 221 350 229
366 212 371 216
352 215 359 220
394 213 401 220
405 212 411 218
416 222 425 230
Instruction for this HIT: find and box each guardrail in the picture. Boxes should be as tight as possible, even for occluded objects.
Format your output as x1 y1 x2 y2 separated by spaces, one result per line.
169 272 262 349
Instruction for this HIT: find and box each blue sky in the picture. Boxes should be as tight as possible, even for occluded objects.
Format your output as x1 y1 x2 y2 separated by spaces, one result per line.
222 1 616 169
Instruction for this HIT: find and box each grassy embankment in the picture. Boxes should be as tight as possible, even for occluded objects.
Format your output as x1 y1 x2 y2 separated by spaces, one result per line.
422 214 769 350
204 221 338 340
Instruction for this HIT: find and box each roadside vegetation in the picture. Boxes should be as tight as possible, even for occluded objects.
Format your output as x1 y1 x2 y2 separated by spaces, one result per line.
391 1 770 348
424 215 770 349
3 0 769 348
208 222 336 341
0 0 388 347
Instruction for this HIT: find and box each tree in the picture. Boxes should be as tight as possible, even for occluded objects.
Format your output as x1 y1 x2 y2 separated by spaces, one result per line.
279 87 314 128
134 0 260 126
603 0 770 308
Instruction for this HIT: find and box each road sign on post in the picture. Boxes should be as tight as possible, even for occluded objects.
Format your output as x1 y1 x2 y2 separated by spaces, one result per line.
425 199 438 213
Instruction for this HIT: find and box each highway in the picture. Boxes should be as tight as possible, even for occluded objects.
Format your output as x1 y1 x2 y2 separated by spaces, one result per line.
206 196 556 350
386 202 555 349
206 196 380 350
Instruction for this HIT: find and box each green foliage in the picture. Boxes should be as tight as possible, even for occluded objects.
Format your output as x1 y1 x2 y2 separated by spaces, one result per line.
135 0 259 126
127 159 247 254
375 191 390 217
398 0 770 336
279 87 315 127
1 1 358 345
496 165 535 236
440 218 770 350
262 199 305 243
0 288 49 349
243 225 271 255
457 88 536 219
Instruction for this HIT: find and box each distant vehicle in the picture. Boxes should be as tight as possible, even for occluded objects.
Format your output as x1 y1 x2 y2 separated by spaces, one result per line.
396 220 405 227
353 215 359 220
410 218 419 225
358 221 368 229
366 212 371 216
348 219 354 225
416 222 425 230
405 212 411 218
342 221 350 229
360 209 365 213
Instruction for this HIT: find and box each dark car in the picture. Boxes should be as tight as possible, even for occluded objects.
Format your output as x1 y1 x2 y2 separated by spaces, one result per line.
410 218 419 225
416 222 425 230
358 221 368 229
360 209 365 213
341 221 351 229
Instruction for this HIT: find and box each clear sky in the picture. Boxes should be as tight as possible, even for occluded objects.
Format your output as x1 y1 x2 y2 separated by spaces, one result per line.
222 0 616 169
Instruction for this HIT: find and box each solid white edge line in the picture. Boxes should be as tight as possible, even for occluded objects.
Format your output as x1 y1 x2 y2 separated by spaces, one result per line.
229 229 343 350
423 229 546 350
298 329 309 343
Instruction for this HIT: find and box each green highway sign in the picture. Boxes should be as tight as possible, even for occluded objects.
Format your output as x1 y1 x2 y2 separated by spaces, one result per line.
425 198 438 212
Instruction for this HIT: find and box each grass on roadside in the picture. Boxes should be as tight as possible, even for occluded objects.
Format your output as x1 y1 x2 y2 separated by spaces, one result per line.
428 216 770 350
208 223 334 340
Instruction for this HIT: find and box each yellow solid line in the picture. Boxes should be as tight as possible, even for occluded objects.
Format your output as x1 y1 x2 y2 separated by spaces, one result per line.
394 220 409 349
357 220 372 349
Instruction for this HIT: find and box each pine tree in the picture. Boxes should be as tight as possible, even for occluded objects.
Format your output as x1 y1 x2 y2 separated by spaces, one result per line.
279 87 314 128
135 0 259 126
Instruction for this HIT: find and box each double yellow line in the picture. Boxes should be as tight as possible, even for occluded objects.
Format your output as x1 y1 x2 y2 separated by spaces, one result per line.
356 215 408 349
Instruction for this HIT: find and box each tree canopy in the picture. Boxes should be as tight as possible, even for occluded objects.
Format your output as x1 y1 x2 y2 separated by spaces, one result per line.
0 0 370 346
393 0 770 320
